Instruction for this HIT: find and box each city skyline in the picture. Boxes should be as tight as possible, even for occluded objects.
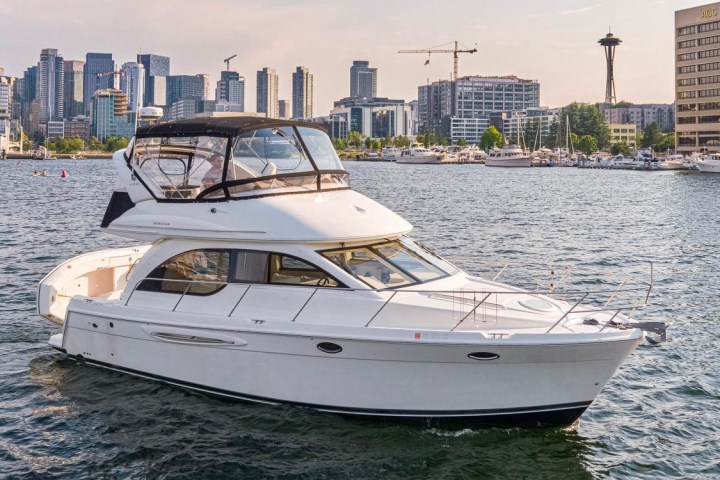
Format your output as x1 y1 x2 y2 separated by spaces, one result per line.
0 0 709 112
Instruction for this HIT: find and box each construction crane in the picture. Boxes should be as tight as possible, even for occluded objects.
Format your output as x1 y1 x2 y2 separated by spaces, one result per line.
224 54 238 71
398 41 477 80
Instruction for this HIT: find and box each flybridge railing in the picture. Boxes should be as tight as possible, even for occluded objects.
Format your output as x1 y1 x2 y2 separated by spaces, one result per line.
122 261 655 335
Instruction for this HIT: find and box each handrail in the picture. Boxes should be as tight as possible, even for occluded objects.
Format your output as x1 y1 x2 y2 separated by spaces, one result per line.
120 264 654 335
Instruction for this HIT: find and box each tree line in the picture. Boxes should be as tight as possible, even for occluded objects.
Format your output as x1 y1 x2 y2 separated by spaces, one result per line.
45 136 131 153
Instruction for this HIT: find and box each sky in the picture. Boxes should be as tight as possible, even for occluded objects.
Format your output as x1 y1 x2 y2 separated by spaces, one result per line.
0 0 709 113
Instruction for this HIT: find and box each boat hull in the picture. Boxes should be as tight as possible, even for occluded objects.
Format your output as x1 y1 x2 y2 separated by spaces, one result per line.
485 157 532 167
395 156 443 164
697 161 720 173
53 305 642 427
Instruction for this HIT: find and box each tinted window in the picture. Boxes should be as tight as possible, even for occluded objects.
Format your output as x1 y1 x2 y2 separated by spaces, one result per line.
269 254 340 287
231 251 268 283
138 249 229 295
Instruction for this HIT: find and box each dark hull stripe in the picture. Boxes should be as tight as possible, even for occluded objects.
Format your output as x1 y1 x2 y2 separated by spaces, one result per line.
61 352 592 427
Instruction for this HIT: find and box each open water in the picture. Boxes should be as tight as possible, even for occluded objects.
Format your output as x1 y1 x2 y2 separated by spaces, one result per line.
0 159 718 479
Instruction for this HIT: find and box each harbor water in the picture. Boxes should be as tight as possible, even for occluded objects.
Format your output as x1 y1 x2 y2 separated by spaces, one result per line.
0 159 718 479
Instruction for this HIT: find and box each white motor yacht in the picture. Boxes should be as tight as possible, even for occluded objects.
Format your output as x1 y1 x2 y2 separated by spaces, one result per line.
37 117 665 427
485 144 532 168
380 147 402 162
395 146 444 164
696 153 720 173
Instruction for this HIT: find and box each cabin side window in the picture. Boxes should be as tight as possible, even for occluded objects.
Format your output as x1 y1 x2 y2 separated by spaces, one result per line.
137 249 342 294
138 249 230 295
269 254 340 287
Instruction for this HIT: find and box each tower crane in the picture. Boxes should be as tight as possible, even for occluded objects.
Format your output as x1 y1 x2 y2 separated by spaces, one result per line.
224 54 238 71
398 41 477 80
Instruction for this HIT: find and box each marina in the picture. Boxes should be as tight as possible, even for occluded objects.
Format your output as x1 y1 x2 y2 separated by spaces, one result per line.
1 157 717 477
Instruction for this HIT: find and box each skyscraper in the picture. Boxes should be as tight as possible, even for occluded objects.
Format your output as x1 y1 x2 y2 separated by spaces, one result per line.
278 99 290 119
166 74 208 106
38 48 64 123
63 60 84 119
256 67 278 118
137 54 170 107
350 60 377 99
84 53 115 115
215 70 245 110
120 62 145 113
292 66 313 119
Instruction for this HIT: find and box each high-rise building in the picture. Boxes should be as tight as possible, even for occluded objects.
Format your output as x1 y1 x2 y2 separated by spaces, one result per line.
38 48 64 123
350 61 377 99
63 60 84 119
603 103 675 132
84 53 115 115
417 75 540 138
120 62 145 112
137 54 170 107
166 74 208 106
675 3 720 152
329 97 412 139
0 75 13 120
292 66 313 119
256 67 278 118
91 88 133 141
215 70 245 109
278 99 290 118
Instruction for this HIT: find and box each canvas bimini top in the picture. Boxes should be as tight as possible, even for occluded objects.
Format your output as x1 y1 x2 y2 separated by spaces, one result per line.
126 116 349 202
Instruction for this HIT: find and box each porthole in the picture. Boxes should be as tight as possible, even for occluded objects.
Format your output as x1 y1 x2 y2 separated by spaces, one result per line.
468 352 499 361
317 342 342 354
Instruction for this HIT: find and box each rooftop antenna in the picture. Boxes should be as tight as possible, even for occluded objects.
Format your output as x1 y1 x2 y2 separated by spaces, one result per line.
224 54 238 72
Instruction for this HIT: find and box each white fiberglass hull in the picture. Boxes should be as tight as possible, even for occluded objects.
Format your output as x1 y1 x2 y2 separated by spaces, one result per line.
485 157 532 168
697 161 720 173
51 301 642 426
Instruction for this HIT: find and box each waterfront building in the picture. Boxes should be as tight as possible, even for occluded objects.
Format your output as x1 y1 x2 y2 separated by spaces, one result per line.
329 97 412 139
120 62 145 112
90 88 133 141
83 53 115 116
418 75 541 140
215 101 245 113
603 103 675 132
38 48 64 123
64 116 91 141
607 123 638 148
137 54 170 107
215 71 245 110
256 67 278 118
292 66 313 119
166 74 208 106
350 61 377 99
63 60 84 120
675 3 720 152
46 120 64 139
278 100 290 119
0 76 13 120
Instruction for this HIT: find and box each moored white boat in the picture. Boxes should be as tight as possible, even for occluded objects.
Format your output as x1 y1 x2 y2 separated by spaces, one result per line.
37 117 665 427
696 153 720 173
485 144 532 168
395 146 444 164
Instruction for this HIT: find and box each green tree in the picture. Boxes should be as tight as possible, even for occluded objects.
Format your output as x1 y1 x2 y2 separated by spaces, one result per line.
364 137 372 149
416 134 425 147
347 131 362 148
457 137 468 147
396 136 410 148
577 135 598 155
21 133 31 151
371 140 382 150
657 132 675 153
480 126 504 151
104 136 130 152
67 136 85 152
613 101 633 108
332 138 348 150
548 103 610 149
88 136 103 151
610 142 631 156
641 122 664 149
422 133 437 147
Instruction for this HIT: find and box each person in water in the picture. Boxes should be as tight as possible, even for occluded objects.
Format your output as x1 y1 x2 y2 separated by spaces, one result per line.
41 169 47 176
33 170 38 176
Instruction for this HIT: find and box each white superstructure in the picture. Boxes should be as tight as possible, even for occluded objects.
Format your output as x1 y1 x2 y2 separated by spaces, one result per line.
485 144 532 167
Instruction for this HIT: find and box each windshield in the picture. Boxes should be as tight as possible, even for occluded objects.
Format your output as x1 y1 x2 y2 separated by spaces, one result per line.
320 237 458 289
130 125 349 201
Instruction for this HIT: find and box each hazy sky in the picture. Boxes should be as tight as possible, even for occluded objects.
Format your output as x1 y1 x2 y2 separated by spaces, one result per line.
0 0 707 113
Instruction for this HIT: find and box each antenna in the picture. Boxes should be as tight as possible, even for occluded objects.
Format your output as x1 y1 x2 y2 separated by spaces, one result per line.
224 54 238 71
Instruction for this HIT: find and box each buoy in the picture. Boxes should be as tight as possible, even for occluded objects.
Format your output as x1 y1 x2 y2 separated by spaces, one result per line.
61 169 68 178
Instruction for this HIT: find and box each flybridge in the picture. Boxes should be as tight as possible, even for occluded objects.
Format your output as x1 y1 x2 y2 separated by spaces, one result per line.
126 117 350 203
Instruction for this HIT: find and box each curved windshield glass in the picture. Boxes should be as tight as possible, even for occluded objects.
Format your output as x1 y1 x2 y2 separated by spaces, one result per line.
320 238 458 289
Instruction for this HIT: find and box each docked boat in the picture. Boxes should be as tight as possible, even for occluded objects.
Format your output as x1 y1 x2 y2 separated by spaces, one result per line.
696 153 720 173
37 117 665 427
380 146 402 162
485 144 532 168
395 146 444 164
